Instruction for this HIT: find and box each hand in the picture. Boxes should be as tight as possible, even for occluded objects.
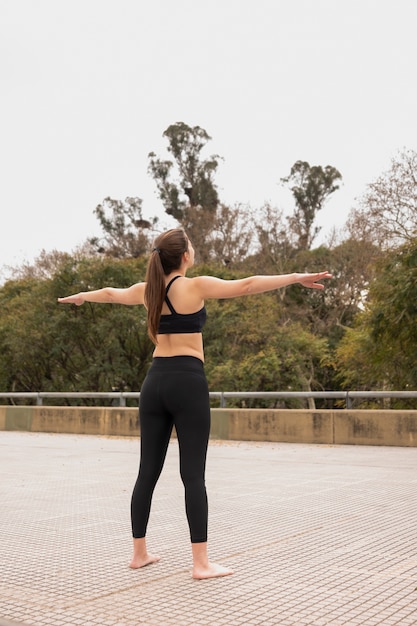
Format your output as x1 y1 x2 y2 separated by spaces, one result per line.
297 271 332 290
57 293 85 306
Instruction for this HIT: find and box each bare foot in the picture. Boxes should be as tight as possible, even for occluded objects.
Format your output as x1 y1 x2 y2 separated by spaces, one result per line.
192 561 234 580
129 553 160 569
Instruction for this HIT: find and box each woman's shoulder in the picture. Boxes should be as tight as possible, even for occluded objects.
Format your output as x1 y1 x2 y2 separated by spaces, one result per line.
189 275 248 300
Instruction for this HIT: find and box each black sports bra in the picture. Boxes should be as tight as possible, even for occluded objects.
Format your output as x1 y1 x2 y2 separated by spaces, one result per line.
157 276 207 335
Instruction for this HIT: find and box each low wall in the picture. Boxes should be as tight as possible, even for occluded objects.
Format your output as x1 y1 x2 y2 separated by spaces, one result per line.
0 406 416 446
211 409 417 447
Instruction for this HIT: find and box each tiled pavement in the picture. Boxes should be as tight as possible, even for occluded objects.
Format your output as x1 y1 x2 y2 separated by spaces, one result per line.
0 431 416 626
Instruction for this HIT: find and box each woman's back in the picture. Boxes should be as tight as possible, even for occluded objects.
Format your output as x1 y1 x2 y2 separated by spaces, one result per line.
153 275 206 361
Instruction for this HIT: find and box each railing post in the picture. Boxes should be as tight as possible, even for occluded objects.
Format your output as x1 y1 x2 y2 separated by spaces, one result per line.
346 392 352 409
220 393 226 408
119 394 126 407
36 393 42 406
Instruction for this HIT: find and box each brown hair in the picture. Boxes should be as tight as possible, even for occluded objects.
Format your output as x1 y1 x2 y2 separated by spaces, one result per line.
144 228 189 344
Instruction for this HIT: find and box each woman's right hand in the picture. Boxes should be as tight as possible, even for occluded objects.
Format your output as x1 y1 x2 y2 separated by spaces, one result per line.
57 293 85 306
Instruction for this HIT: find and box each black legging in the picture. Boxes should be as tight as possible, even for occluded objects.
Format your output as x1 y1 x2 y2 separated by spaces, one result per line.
131 356 210 543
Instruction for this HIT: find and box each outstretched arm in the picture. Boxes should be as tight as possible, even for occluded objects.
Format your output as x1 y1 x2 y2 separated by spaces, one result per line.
192 272 332 300
57 282 146 306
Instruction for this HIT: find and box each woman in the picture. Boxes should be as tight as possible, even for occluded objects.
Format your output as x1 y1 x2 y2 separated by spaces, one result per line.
58 228 332 579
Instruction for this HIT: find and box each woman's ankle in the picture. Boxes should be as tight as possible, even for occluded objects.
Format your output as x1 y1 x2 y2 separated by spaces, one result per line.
191 541 209 567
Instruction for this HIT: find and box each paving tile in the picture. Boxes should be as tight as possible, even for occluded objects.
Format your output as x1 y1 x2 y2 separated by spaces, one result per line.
1 432 417 625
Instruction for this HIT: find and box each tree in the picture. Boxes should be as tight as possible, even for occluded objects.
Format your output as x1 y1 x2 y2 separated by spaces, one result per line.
208 204 254 267
0 256 154 399
148 122 220 219
250 204 298 299
203 290 330 408
347 148 417 249
148 122 222 259
89 196 157 259
0 276 59 393
288 240 378 336
336 238 417 397
281 161 342 250
7 249 75 281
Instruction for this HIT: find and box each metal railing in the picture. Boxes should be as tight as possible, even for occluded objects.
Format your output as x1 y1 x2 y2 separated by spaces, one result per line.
211 391 417 409
1 390 417 408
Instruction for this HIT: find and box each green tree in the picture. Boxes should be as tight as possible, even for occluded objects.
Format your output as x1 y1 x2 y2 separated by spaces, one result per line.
336 238 417 396
0 255 153 400
203 289 330 408
281 160 342 250
0 276 57 392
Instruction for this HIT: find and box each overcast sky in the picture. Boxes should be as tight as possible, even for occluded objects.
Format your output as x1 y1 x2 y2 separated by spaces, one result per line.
1 0 416 280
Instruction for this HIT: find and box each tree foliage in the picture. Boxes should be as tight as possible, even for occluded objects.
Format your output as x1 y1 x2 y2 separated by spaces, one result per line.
202 290 330 407
0 256 153 401
336 239 417 393
281 160 342 250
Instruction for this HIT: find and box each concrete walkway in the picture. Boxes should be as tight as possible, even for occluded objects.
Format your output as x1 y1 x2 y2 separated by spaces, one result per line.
0 431 416 626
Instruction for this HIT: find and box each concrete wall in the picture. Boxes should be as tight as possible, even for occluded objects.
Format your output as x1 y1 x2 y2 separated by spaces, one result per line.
0 406 139 437
211 409 417 447
1 406 417 446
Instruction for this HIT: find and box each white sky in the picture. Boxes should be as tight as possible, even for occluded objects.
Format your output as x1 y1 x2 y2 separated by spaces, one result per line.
1 0 416 280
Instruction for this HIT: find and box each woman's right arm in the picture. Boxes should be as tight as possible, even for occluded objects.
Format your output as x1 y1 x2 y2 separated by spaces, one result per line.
57 282 146 306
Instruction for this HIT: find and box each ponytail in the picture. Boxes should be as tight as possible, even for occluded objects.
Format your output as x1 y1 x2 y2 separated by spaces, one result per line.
144 228 188 344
